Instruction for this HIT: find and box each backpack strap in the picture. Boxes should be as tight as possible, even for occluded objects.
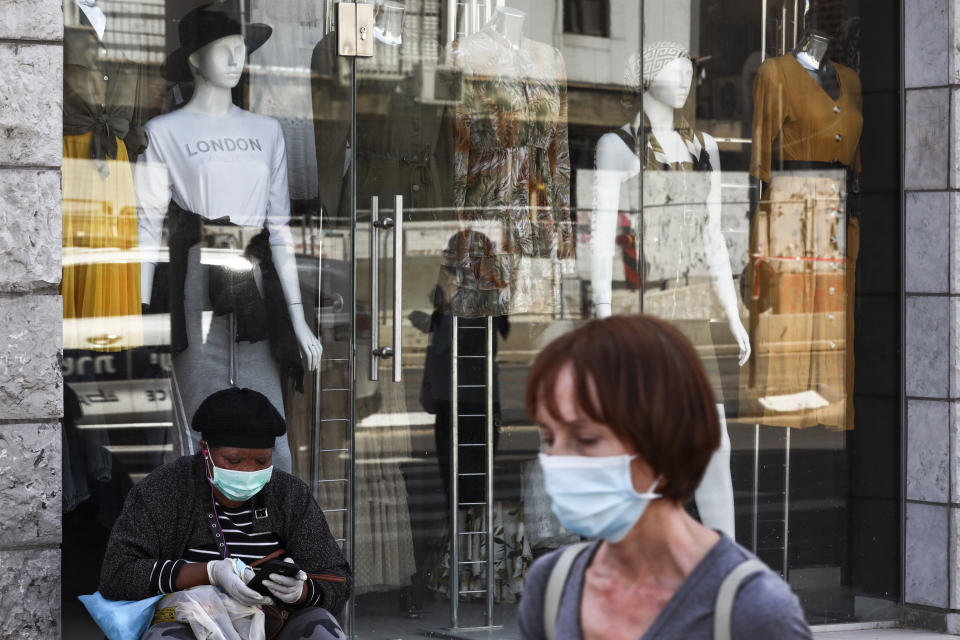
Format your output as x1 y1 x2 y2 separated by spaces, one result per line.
713 559 769 640
543 542 591 640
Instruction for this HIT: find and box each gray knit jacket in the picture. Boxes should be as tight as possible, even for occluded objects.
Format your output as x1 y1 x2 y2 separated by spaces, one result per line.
99 453 352 615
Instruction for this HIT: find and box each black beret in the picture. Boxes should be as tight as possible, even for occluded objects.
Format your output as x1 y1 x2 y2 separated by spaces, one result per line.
192 388 285 449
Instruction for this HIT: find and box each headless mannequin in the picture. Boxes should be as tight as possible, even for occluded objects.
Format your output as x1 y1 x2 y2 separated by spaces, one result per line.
139 35 322 371
486 6 525 49
591 57 747 537
75 0 106 41
793 30 840 99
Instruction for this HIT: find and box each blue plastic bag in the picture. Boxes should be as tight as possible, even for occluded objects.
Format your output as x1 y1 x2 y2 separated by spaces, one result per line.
78 591 164 640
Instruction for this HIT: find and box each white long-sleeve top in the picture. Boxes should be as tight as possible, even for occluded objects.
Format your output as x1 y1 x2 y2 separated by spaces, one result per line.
135 104 293 264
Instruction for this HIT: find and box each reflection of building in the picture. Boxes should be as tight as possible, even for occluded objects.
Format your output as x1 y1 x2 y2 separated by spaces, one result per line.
0 0 954 636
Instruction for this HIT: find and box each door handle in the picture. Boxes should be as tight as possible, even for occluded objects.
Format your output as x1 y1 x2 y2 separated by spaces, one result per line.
369 195 403 382
391 195 403 382
370 196 381 381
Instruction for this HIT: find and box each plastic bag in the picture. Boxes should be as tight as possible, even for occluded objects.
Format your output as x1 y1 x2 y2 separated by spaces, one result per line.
78 591 164 640
155 586 265 640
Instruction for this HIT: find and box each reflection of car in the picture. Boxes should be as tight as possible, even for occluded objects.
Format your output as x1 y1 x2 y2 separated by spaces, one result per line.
63 238 375 482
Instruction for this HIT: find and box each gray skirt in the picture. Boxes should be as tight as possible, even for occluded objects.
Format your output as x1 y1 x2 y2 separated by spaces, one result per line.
171 242 292 472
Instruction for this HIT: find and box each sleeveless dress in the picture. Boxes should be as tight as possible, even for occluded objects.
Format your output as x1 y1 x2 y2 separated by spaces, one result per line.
613 123 729 401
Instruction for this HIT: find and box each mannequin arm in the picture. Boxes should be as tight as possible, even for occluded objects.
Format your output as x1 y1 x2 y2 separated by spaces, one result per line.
140 262 155 307
701 134 750 366
271 243 322 371
134 133 170 308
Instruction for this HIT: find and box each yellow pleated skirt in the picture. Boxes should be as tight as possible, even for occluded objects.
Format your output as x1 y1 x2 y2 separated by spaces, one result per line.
62 132 142 351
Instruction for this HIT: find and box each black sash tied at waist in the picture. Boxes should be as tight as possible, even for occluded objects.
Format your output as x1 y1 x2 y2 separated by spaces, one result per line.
167 203 305 392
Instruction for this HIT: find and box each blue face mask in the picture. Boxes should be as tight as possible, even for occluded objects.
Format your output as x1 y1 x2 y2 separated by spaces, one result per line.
538 453 661 542
204 449 273 502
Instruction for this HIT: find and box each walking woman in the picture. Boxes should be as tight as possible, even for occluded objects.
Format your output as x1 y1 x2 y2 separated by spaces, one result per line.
519 315 811 639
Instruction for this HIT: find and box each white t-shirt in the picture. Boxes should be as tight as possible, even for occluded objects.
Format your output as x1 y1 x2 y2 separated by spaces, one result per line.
136 105 293 263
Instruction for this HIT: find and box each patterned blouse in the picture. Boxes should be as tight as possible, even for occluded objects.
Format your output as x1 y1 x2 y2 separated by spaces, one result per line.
448 29 573 317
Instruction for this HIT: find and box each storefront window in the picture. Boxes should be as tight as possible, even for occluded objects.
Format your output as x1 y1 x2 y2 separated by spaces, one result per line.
61 0 900 636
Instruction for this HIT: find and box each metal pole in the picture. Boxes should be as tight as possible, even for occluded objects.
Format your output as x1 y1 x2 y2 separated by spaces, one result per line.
346 54 358 640
761 0 768 61
485 315 495 626
311 214 323 493
752 423 759 553
450 315 460 629
638 0 644 315
783 426 791 579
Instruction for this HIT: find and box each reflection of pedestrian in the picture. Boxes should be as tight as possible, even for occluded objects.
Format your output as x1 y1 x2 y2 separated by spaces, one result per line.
520 316 811 639
419 230 509 507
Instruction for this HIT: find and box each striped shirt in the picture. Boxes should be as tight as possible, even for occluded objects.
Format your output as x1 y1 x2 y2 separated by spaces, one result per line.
148 501 324 607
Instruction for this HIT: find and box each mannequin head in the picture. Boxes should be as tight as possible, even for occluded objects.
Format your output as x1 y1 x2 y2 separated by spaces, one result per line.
165 3 270 83
645 57 693 109
622 41 693 114
188 34 246 89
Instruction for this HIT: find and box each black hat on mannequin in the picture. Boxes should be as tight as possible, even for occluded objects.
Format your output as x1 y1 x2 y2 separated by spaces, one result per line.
192 388 286 449
165 1 272 82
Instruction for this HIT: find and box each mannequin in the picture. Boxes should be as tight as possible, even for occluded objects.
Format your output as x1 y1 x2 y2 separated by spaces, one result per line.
590 44 748 537
448 5 573 317
62 0 144 344
743 26 863 430
137 4 319 470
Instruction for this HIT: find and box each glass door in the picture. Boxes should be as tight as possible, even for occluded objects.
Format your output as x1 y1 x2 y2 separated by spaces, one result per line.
341 0 624 636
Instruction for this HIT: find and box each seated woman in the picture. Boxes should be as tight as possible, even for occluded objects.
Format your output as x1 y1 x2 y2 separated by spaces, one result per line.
99 387 351 640
519 315 811 639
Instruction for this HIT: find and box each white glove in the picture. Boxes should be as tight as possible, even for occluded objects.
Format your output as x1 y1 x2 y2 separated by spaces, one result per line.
262 557 308 605
207 558 265 606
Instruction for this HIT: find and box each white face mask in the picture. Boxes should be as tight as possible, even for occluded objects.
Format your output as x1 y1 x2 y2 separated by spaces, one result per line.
538 453 661 542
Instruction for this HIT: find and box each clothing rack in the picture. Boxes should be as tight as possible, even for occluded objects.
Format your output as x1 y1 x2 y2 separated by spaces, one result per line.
448 315 499 631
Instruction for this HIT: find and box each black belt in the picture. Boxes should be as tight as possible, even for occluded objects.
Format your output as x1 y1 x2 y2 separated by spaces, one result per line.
781 160 848 170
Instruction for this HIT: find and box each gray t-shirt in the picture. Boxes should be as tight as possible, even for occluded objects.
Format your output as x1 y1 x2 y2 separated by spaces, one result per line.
518 535 812 640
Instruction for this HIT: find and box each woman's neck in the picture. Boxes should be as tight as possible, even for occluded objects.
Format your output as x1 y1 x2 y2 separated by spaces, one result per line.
213 487 244 509
594 500 720 583
184 83 235 116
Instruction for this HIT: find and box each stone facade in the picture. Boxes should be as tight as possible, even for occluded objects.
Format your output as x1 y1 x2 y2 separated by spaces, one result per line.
0 0 63 638
903 0 960 632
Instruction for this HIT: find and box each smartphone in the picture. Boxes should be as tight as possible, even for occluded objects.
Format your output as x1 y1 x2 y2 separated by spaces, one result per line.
246 560 302 597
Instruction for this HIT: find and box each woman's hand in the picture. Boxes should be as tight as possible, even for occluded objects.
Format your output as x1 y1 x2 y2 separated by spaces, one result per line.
262 558 308 605
207 558 265 606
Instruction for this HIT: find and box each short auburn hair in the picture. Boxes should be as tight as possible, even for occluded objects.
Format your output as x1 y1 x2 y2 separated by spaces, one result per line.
526 314 720 503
